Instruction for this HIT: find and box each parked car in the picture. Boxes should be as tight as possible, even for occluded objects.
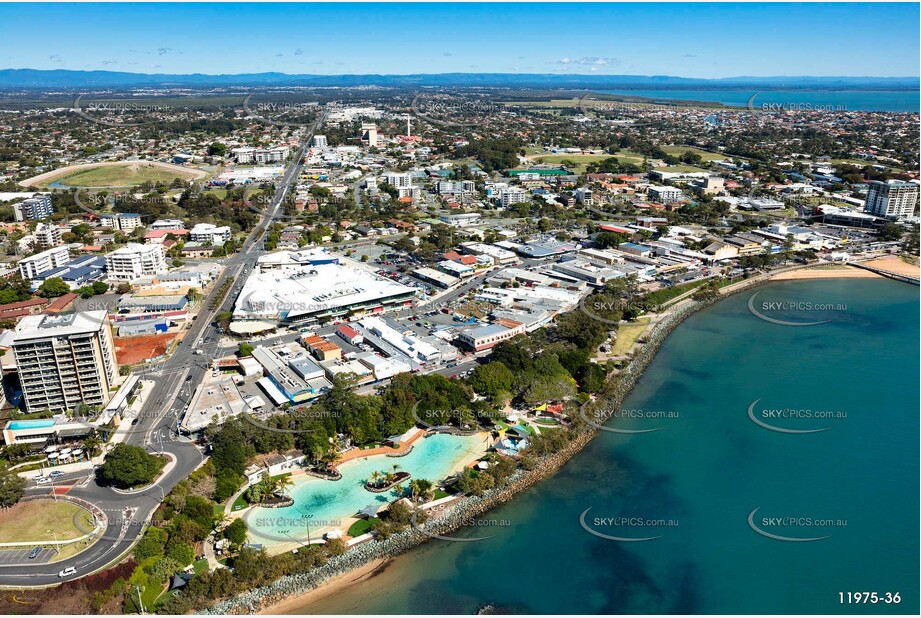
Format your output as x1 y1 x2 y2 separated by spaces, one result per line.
29 547 42 559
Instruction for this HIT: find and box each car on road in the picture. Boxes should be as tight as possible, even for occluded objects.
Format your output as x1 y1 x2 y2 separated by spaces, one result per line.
29 547 42 559
34 476 51 485
49 471 65 478
58 567 77 578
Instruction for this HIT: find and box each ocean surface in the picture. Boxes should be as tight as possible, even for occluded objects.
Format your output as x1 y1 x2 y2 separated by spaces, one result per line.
287 278 919 615
595 89 919 113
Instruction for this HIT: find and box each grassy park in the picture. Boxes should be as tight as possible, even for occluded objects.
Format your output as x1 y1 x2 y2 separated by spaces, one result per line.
0 500 95 544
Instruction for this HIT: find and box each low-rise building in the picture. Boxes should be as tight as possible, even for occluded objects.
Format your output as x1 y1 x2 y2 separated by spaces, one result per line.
457 322 526 352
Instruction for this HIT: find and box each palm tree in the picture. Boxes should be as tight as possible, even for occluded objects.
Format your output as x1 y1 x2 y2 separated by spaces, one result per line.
369 470 382 488
409 479 434 503
275 475 294 497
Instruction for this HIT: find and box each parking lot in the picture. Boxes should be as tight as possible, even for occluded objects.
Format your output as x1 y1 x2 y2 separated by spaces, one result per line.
0 547 56 566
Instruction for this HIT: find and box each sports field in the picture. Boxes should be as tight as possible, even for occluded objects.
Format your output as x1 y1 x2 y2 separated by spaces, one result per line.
21 161 207 188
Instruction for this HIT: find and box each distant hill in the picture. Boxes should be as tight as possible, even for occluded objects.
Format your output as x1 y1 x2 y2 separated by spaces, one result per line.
0 69 917 90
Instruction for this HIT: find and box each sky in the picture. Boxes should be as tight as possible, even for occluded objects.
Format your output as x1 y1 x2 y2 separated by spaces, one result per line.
0 3 918 78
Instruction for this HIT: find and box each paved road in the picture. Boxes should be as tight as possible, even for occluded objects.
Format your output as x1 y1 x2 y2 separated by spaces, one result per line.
0 111 326 588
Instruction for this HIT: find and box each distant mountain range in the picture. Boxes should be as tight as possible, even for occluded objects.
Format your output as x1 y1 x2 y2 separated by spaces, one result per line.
0 68 917 90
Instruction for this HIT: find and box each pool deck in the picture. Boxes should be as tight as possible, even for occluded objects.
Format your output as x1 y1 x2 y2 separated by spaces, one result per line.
334 428 426 467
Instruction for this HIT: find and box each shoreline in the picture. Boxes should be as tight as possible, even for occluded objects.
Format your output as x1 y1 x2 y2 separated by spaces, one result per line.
257 558 390 615
217 263 912 615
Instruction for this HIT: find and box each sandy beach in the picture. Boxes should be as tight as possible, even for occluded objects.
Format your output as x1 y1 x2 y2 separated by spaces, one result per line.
862 255 920 277
258 558 390 615
769 265 879 280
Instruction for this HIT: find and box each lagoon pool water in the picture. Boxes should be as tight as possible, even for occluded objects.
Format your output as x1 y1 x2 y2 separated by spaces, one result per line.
247 433 487 544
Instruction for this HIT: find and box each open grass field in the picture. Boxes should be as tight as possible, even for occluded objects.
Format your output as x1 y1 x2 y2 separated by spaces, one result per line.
22 161 207 188
612 317 651 355
0 500 94 544
44 163 198 188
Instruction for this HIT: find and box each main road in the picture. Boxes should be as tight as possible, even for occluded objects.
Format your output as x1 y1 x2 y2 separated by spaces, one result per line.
0 109 326 588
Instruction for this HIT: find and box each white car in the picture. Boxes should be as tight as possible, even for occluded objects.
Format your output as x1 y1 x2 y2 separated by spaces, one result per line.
34 476 52 485
58 566 76 578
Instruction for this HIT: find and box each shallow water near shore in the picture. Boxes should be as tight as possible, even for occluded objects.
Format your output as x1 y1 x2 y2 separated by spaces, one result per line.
283 279 919 615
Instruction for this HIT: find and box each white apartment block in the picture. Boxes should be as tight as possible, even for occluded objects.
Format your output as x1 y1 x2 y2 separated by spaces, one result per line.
501 187 529 207
437 180 476 195
864 180 919 218
574 187 594 206
18 245 70 280
648 185 683 204
104 243 167 281
232 146 290 164
11 311 117 413
384 172 412 188
34 223 63 249
100 212 142 231
189 223 232 246
312 135 328 148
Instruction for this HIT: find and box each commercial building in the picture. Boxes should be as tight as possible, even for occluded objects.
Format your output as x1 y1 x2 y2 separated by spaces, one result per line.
456 322 526 352
412 267 459 289
104 243 167 281
459 242 518 265
234 251 416 326
312 135 328 148
551 260 626 286
864 180 919 218
232 146 290 164
18 246 70 280
358 316 441 364
10 311 117 414
439 213 482 228
189 223 232 246
150 219 186 230
251 345 332 404
13 195 53 222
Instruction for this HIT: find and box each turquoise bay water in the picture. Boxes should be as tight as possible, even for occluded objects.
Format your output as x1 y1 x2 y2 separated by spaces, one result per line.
596 89 919 112
248 433 486 542
294 279 919 614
